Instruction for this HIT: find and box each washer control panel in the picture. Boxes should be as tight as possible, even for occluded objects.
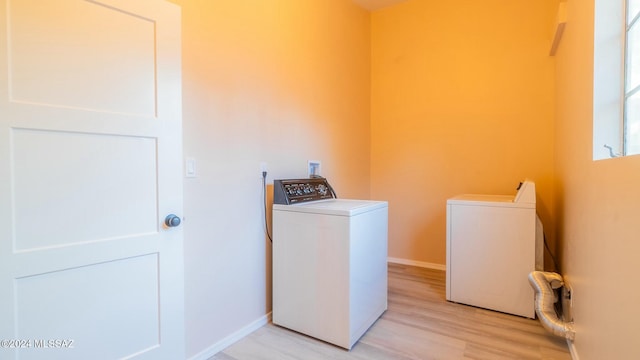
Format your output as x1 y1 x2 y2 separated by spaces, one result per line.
273 178 335 205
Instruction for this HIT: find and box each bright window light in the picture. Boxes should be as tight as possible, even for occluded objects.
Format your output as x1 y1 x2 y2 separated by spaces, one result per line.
593 0 640 159
625 0 640 155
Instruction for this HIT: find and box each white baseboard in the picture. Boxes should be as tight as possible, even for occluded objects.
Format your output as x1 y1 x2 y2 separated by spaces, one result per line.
567 339 579 360
188 312 271 360
387 257 446 271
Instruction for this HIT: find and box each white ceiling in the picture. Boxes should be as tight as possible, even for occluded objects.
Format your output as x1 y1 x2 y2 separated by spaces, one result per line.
351 0 408 11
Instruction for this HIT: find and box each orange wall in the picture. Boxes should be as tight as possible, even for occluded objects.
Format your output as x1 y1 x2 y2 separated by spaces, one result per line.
556 1 640 358
371 0 558 266
167 0 371 357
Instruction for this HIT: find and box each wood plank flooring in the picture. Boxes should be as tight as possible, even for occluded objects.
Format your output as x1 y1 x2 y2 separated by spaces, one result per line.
210 264 571 360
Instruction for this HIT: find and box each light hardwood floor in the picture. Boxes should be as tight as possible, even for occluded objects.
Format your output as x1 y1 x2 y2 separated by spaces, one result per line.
210 264 571 360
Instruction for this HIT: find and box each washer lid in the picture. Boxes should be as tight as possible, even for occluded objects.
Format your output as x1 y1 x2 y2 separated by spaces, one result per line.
447 194 535 208
273 199 388 216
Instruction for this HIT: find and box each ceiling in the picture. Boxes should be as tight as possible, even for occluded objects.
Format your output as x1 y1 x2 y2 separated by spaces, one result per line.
351 0 408 11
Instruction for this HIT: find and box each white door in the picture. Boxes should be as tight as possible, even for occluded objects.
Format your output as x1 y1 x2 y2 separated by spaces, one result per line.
0 1 183 359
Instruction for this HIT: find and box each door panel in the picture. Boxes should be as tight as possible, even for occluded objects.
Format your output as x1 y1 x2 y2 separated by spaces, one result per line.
8 0 157 116
0 1 183 359
12 129 158 250
15 254 160 360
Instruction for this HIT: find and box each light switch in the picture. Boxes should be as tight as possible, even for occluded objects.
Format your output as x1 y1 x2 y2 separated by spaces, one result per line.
185 158 196 178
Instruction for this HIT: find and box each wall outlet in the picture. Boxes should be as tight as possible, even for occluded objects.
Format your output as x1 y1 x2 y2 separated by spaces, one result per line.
562 283 573 322
308 160 321 177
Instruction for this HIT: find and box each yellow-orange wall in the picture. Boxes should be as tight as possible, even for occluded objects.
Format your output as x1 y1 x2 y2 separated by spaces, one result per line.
166 0 371 356
556 1 640 358
173 0 371 197
371 0 558 267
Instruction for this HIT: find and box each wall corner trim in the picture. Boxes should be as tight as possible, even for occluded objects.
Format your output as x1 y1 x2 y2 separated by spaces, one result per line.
567 339 579 360
550 2 568 56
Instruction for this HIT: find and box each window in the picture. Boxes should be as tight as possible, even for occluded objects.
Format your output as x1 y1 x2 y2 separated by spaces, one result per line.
625 0 640 155
593 0 640 159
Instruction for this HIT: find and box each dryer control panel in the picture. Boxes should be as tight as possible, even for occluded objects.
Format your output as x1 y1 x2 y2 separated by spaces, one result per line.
273 178 336 205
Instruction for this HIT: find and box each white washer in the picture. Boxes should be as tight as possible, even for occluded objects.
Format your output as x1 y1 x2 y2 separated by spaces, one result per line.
446 180 542 318
272 198 388 350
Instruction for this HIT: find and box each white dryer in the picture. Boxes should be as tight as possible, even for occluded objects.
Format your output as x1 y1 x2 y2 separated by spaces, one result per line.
446 180 543 318
272 178 388 350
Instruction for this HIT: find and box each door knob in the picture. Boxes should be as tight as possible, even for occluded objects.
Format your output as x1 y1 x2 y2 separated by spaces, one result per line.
164 214 181 227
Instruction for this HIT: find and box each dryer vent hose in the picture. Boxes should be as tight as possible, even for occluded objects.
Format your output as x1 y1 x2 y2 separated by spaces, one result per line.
528 271 575 341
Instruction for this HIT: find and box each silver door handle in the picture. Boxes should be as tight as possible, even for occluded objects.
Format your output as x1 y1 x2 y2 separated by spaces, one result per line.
164 214 181 227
